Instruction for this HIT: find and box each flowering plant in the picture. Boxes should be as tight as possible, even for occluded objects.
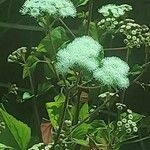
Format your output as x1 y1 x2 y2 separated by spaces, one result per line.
0 1 150 150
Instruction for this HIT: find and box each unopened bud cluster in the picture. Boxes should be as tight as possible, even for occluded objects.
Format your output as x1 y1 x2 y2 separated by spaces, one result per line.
119 19 150 48
53 127 70 150
8 47 27 63
98 5 150 49
0 121 5 134
98 17 119 31
28 142 54 150
116 103 138 134
9 84 18 95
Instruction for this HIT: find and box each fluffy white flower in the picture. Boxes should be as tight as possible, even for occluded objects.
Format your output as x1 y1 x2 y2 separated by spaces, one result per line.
20 0 77 18
101 57 129 75
56 36 102 74
93 57 130 89
98 4 132 18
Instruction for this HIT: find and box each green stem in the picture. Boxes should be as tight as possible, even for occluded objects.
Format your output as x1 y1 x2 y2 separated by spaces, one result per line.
46 25 57 60
59 18 76 38
74 73 82 125
124 135 150 144
28 67 41 132
23 57 41 138
126 48 130 63
86 0 93 35
54 89 70 146
145 46 149 63
121 48 130 103
132 61 150 84
104 47 128 51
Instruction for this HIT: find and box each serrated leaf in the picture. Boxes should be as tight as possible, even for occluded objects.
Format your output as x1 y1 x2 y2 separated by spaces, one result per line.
0 109 31 150
71 123 90 139
89 22 99 41
57 80 70 87
72 138 89 147
54 93 65 102
46 101 64 129
38 81 53 96
37 26 69 60
79 103 89 121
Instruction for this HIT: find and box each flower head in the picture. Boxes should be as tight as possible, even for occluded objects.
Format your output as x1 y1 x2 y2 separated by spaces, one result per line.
56 36 102 74
20 0 77 18
93 57 130 89
98 4 132 18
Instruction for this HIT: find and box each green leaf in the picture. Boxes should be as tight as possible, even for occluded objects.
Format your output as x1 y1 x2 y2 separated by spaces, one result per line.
71 123 90 139
46 100 64 129
79 103 89 121
23 55 39 79
121 112 144 123
132 112 145 122
0 109 31 150
54 93 65 102
89 120 107 134
37 81 53 95
129 64 143 76
37 26 69 60
73 0 90 6
91 120 107 129
72 138 89 147
0 143 14 150
57 80 70 87
89 22 99 41
22 92 34 101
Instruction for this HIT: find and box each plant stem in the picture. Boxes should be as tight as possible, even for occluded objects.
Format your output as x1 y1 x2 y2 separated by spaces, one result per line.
78 85 101 89
121 48 130 103
23 56 41 138
145 46 148 63
86 0 93 35
28 68 41 134
133 61 150 84
59 18 76 38
124 135 150 144
104 47 128 51
126 48 130 63
54 89 70 146
74 73 82 125
46 23 57 60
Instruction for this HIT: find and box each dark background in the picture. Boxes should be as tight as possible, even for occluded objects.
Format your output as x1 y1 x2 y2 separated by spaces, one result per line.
0 0 150 149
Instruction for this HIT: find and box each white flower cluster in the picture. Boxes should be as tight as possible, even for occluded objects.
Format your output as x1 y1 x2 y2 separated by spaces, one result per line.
93 57 130 89
98 4 132 18
20 0 77 18
56 36 130 89
56 36 102 73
